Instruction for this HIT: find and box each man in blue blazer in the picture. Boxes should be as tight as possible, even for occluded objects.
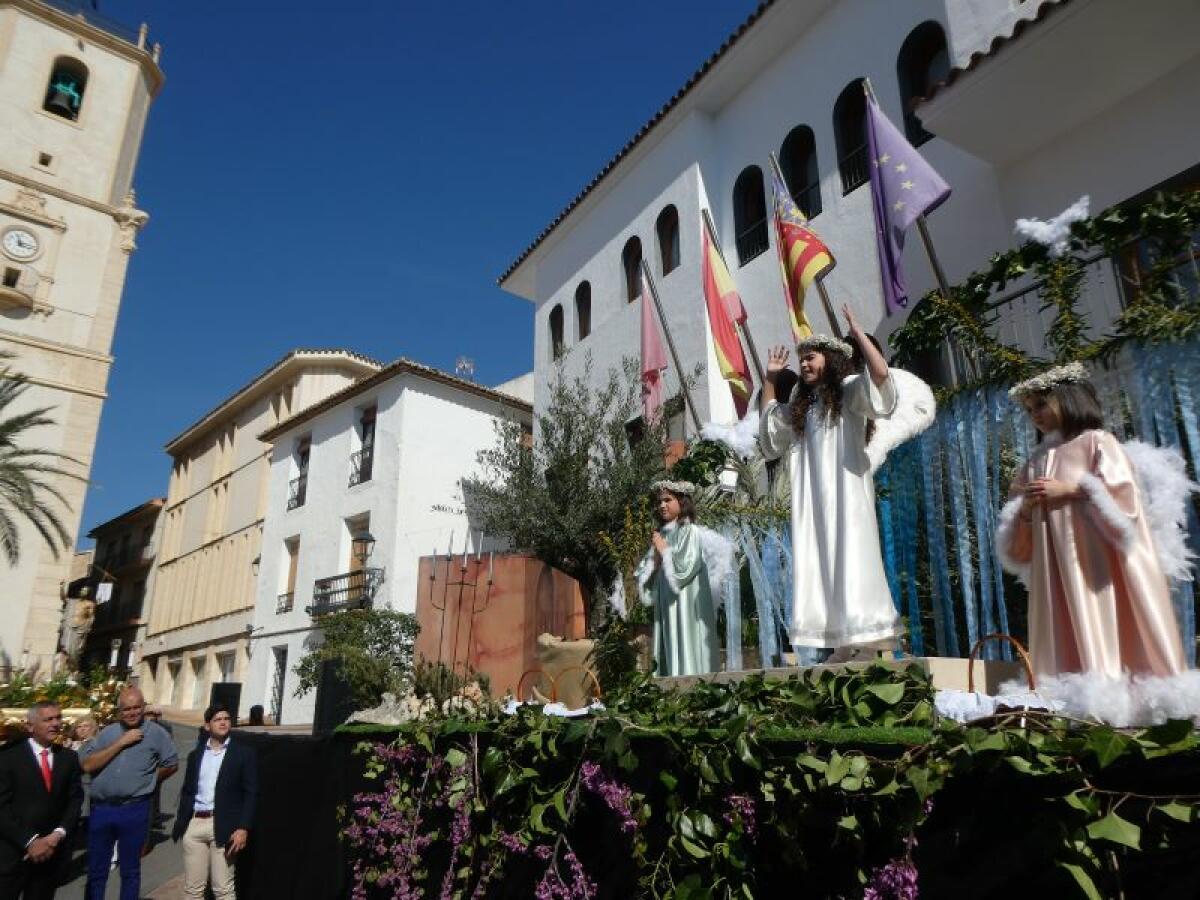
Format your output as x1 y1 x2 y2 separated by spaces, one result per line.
173 704 258 899
0 701 83 900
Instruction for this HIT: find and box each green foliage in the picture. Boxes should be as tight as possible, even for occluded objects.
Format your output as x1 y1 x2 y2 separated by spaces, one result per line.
338 667 1200 898
668 439 728 489
292 608 419 709
890 190 1200 396
0 352 81 564
469 357 671 630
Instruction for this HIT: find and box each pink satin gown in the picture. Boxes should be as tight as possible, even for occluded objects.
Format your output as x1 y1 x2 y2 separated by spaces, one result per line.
1000 430 1187 678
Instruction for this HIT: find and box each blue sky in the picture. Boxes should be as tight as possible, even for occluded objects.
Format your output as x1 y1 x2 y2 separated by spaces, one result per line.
77 0 760 538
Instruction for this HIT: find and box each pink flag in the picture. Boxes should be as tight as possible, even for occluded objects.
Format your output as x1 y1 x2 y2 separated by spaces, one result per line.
640 269 667 423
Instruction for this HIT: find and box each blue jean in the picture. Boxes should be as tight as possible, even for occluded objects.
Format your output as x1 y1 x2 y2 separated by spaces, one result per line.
87 797 151 900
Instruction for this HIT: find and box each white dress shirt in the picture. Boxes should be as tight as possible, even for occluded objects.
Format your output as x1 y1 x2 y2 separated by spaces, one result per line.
194 736 230 812
25 738 66 846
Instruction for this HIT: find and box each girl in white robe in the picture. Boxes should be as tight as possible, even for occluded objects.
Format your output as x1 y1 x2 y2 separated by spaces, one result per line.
758 307 903 660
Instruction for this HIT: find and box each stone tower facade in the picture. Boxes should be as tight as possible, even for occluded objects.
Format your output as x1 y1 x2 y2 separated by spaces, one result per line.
0 0 163 675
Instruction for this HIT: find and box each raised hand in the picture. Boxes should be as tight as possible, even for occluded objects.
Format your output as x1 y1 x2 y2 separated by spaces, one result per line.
766 345 790 379
842 304 864 338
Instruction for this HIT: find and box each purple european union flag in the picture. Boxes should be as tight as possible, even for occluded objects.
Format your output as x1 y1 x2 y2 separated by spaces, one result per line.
866 97 950 314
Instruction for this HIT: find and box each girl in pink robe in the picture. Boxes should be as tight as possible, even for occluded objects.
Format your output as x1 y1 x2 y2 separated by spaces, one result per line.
997 372 1186 678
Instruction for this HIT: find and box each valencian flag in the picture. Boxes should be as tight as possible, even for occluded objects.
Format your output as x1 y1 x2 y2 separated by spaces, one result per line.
865 92 951 313
640 267 668 423
770 165 834 342
701 221 753 416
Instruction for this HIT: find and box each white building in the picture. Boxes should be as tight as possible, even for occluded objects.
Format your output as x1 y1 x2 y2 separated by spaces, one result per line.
499 0 1200 417
243 359 532 726
139 349 381 714
0 0 162 675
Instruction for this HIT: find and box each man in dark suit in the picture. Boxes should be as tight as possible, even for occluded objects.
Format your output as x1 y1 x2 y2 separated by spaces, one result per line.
0 701 83 900
174 703 258 899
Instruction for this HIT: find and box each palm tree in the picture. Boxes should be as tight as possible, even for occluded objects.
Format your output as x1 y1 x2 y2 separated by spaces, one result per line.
0 352 79 564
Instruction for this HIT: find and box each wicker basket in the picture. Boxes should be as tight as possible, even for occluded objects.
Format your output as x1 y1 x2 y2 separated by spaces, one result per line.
967 633 1036 694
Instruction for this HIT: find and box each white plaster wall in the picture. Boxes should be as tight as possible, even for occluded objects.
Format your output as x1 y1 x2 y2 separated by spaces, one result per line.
244 371 530 725
520 0 1087 418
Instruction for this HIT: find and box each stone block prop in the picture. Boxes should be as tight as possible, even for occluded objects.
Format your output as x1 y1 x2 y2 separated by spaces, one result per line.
414 554 587 699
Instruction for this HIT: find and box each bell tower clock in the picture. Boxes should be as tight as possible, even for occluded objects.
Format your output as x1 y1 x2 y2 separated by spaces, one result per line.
0 0 164 676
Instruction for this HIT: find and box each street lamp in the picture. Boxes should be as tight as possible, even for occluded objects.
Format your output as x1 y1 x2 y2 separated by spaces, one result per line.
352 530 376 566
251 554 261 576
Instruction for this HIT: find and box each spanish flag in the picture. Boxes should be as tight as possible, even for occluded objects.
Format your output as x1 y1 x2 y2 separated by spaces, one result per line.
771 164 834 342
701 220 753 417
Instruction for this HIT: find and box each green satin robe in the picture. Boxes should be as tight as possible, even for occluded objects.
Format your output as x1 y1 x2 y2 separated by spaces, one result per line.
637 520 720 677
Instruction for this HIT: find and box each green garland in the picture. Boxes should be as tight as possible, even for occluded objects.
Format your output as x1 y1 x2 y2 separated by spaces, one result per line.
338 667 1200 898
890 190 1200 395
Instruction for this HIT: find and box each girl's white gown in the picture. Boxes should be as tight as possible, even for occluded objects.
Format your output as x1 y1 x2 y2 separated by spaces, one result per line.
759 373 903 648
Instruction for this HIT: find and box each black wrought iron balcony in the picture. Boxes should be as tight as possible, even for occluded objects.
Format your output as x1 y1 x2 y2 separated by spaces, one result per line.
348 446 374 487
276 592 294 614
735 217 769 266
287 474 307 510
307 568 384 616
839 143 870 195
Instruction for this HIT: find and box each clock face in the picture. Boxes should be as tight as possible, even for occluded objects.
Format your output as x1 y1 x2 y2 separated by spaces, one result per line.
2 229 40 261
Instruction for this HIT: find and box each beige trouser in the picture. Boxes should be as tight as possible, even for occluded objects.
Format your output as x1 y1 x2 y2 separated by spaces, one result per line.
182 815 236 899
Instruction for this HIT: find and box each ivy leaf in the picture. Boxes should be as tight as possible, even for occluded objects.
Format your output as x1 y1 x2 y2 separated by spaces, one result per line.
1086 812 1141 849
529 802 553 835
1156 801 1194 823
445 747 467 770
735 733 761 770
837 814 858 831
552 788 568 825
680 835 710 859
1084 727 1129 768
660 771 678 792
864 682 905 705
1139 719 1193 749
826 752 850 785
1058 861 1104 900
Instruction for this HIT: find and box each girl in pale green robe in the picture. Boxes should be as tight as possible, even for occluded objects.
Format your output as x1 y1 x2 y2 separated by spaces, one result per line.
636 481 720 677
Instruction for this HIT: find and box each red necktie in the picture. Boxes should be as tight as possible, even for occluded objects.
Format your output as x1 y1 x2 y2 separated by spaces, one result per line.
39 748 52 792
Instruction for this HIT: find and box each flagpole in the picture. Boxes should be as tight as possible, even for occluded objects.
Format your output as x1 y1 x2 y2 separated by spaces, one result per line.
864 78 974 382
701 209 766 385
766 152 843 338
640 258 702 433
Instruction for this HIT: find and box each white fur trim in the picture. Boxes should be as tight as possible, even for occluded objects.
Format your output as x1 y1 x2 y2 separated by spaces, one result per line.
866 368 936 474
1014 195 1089 257
695 525 737 609
1077 472 1136 550
607 575 628 619
998 671 1200 728
701 409 761 460
995 496 1032 586
657 544 682 594
1122 440 1199 582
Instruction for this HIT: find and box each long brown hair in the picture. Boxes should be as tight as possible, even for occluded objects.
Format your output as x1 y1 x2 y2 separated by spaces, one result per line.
789 349 874 442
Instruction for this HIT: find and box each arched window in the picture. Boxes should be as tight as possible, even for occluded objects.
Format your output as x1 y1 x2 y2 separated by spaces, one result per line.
549 304 564 360
656 205 681 275
622 236 642 303
43 57 88 121
897 22 949 146
575 282 591 340
779 125 822 219
833 79 869 194
732 166 768 266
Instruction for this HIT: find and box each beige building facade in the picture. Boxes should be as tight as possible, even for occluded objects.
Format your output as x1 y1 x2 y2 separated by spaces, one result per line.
139 350 380 714
0 0 162 676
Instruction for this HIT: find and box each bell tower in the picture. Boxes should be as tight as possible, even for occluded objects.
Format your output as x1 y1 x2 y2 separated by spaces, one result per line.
0 0 163 675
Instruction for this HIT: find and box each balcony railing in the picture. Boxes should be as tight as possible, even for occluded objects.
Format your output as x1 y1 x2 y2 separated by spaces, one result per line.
276 592 294 614
839 144 870 195
307 568 384 616
287 474 307 510
735 217 769 266
348 446 374 487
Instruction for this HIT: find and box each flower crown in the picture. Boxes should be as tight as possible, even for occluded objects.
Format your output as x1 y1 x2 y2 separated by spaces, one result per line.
651 479 696 497
1008 361 1090 399
796 334 853 358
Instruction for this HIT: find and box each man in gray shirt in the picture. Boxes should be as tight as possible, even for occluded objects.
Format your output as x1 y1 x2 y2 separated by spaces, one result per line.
81 687 178 900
